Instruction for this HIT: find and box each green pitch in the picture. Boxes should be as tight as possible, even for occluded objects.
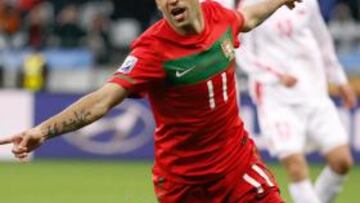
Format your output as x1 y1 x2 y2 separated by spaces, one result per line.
0 160 358 203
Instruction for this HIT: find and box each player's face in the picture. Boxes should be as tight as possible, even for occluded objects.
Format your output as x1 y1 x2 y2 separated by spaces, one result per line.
156 0 202 30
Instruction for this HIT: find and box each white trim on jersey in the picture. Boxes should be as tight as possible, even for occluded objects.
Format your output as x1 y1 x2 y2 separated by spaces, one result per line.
207 80 216 109
252 164 275 187
221 72 229 102
243 173 265 193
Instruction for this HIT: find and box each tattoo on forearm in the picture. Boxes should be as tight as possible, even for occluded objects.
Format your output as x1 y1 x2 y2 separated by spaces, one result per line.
47 110 92 138
47 123 59 138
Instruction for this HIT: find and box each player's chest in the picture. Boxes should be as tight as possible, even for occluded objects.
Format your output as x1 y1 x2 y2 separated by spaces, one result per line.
162 28 235 86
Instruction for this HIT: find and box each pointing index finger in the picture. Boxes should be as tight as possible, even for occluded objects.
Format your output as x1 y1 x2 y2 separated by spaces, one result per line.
0 136 15 145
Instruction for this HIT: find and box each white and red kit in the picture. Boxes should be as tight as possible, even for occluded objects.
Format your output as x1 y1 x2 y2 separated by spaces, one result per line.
236 0 349 158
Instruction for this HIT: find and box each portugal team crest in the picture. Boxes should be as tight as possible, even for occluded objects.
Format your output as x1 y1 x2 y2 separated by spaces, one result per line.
117 55 138 74
221 39 235 60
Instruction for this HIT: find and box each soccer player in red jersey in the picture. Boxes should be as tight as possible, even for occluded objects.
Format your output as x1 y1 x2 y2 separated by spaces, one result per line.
0 0 300 202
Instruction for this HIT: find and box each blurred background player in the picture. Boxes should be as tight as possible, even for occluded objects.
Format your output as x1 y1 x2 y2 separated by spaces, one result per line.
234 0 358 202
0 0 302 202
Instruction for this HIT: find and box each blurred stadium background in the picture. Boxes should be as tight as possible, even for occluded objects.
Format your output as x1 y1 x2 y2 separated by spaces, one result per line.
0 0 360 202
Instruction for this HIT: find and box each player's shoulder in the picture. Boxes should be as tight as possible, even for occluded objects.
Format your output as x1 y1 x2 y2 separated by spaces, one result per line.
201 0 230 17
201 0 222 8
131 20 163 49
202 0 243 26
130 20 166 59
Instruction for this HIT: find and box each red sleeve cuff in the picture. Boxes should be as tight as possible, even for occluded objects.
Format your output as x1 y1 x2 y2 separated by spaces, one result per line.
107 76 145 98
107 76 133 90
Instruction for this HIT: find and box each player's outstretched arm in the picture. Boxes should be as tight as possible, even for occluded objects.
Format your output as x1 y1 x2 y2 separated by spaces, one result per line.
0 83 129 160
305 1 357 109
240 0 301 32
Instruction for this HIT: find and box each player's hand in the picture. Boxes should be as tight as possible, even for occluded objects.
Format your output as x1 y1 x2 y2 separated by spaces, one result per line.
338 84 357 109
0 127 46 161
284 0 302 10
279 73 298 88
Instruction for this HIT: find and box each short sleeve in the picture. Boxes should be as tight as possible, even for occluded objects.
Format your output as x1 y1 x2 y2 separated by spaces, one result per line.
222 7 244 48
228 9 245 35
108 47 166 97
206 0 244 47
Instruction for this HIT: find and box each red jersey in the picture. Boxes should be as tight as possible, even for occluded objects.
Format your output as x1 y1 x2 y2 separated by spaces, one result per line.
108 0 253 184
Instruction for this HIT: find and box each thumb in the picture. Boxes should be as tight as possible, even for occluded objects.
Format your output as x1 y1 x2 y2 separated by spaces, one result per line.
18 135 30 152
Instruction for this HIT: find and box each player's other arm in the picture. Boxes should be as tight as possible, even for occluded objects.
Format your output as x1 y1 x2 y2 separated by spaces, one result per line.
240 0 301 32
0 83 129 159
308 1 357 108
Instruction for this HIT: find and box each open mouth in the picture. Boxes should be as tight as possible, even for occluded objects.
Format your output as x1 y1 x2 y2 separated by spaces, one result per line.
170 7 186 22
